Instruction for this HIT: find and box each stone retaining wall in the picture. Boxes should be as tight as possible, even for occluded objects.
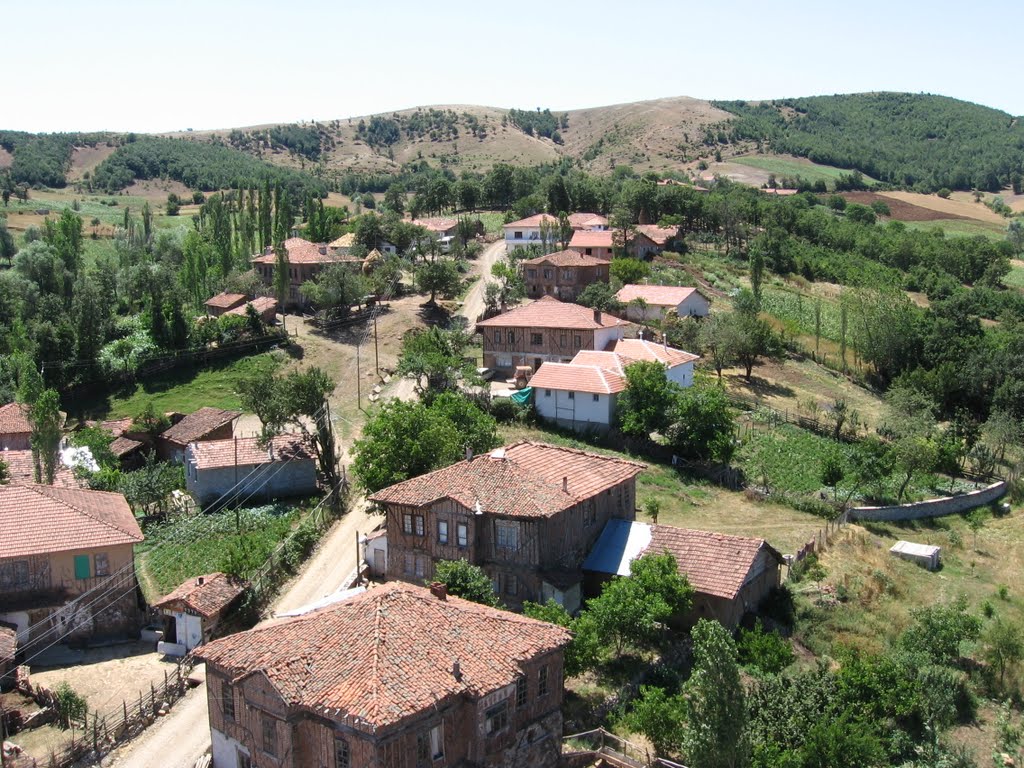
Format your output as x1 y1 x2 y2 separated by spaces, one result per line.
851 481 1007 522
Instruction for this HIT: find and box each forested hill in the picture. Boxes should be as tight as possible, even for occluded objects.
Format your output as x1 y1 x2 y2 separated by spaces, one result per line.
714 93 1024 193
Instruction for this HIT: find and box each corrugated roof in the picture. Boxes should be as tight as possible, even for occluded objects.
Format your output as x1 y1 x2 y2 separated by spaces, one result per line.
195 582 570 733
476 296 624 331
615 284 702 306
529 362 627 395
161 408 240 447
152 572 246 619
582 518 652 576
0 485 143 559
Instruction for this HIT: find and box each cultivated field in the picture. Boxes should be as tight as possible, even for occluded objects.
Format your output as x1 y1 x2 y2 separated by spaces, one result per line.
722 154 871 187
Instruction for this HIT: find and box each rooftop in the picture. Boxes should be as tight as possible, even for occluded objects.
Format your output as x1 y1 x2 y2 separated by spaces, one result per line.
607 338 699 368
224 296 279 317
408 216 458 233
252 237 359 266
189 434 313 471
328 232 356 249
529 362 627 395
196 582 570 733
520 249 611 268
204 293 248 310
152 572 246 619
0 485 144 559
0 402 31 435
160 407 241 447
635 224 680 246
567 212 607 229
614 284 704 307
476 296 624 331
0 624 15 663
504 213 559 229
0 449 83 488
569 230 614 249
369 441 645 518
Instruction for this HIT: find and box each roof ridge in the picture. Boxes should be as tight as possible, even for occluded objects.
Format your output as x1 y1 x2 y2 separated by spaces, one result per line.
513 440 646 468
30 485 142 541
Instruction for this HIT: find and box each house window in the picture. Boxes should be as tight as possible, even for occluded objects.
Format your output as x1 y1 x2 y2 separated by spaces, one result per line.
262 715 277 756
592 394 600 402
568 391 575 400
561 270 573 280
516 675 528 709
404 553 415 576
485 700 509 735
542 268 553 279
501 573 518 596
335 736 350 768
538 666 549 697
403 513 413 534
238 753 252 768
530 333 543 346
223 683 235 721
3 560 29 589
574 335 582 348
585 501 597 527
73 555 91 580
438 520 449 544
526 268 537 278
494 330 502 343
514 231 522 239
417 724 443 761
403 513 425 536
415 515 425 536
560 332 567 346
94 553 110 577
495 521 518 550
457 523 468 547
544 389 551 397
585 247 593 256
415 556 428 579
508 331 516 344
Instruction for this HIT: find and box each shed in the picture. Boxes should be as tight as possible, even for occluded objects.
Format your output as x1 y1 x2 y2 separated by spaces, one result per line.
224 296 279 325
152 572 246 656
157 407 241 462
889 540 941 571
204 292 248 317
363 528 388 578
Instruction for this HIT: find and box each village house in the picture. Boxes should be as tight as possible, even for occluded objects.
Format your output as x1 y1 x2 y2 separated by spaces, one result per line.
204 292 249 317
634 224 683 257
567 212 608 230
327 232 356 255
583 521 784 628
251 237 361 309
520 249 610 301
152 572 245 657
157 407 241 463
568 228 614 260
94 417 149 469
369 441 645 612
530 340 698 432
0 485 145 648
614 284 711 322
503 213 558 252
184 434 318 507
0 449 83 488
0 402 33 451
196 582 571 768
408 216 459 239
475 296 626 375
223 296 279 325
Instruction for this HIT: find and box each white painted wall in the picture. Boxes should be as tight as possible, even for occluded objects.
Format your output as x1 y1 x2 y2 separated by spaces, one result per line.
594 325 625 351
534 388 616 428
211 727 248 768
678 293 711 317
504 227 544 251
667 361 695 388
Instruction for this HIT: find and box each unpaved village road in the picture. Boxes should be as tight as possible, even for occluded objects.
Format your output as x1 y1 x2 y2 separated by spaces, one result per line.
460 239 506 322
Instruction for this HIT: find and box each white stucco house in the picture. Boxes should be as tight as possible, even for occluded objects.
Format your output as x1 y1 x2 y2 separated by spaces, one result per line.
185 434 318 507
605 337 699 388
614 284 711 322
503 213 559 252
152 572 245 657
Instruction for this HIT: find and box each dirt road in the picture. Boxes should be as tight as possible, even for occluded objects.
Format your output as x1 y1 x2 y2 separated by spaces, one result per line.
106 681 211 768
460 240 506 322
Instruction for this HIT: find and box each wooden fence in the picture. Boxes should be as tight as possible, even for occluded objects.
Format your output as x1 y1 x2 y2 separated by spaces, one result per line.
790 509 851 573
562 727 689 768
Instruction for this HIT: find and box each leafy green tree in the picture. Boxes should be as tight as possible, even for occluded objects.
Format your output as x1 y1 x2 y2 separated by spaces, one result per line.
490 261 525 306
0 216 16 265
70 425 118 470
699 314 732 381
28 388 63 484
666 379 736 462
684 619 751 768
273 240 289 313
983 618 1023 687
415 258 462 302
301 264 368 314
609 257 650 286
889 435 938 501
798 714 885 768
522 599 601 676
428 392 498 453
899 597 981 666
432 559 498 606
617 361 678 437
723 308 784 381
118 453 184 516
820 451 845 500
737 621 795 675
625 685 687 757
398 326 478 397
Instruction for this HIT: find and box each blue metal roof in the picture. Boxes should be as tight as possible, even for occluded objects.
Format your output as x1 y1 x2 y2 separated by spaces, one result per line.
582 518 652 576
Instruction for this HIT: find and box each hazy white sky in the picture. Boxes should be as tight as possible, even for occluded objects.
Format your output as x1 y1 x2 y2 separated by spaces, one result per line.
4 0 1021 133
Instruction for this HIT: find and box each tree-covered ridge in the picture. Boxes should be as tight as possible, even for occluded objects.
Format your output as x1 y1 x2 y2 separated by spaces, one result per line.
91 137 327 199
507 108 567 143
715 93 1024 192
0 131 115 188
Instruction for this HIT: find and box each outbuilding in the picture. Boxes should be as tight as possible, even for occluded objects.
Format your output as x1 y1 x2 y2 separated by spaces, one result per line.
890 540 941 571
152 572 246 657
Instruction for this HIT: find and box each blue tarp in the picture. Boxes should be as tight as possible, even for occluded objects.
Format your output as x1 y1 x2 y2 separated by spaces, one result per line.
510 387 533 405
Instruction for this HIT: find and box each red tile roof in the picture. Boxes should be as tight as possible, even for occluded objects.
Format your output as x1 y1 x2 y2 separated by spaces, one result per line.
408 217 458 233
152 572 246 619
570 350 626 374
251 238 355 266
204 293 248 310
329 233 356 249
0 402 31 436
100 418 134 437
0 485 143 559
95 418 146 458
635 224 679 247
567 212 607 229
161 408 240 447
476 296 624 331
503 213 559 229
529 362 627 395
569 230 613 249
614 284 703 307
0 449 83 488
646 525 783 599
196 582 570 733
607 338 699 367
224 296 279 317
189 435 313 471
520 249 610 268
369 441 644 518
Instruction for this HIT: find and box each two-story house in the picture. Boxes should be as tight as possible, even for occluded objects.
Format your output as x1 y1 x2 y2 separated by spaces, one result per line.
520 250 610 302
196 582 571 768
251 237 361 309
568 229 615 260
475 296 626 375
368 441 646 612
0 485 145 650
503 213 559 252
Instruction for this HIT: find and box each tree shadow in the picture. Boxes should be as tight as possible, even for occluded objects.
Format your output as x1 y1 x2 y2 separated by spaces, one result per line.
734 374 797 399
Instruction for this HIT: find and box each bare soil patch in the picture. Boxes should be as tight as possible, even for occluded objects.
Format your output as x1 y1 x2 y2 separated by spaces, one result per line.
0 146 12 168
122 179 192 201
67 145 116 181
878 190 1007 224
842 191 967 222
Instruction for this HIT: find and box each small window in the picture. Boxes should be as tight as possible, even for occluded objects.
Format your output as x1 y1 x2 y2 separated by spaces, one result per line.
561 269 573 280
560 332 567 346
94 553 110 577
585 247 593 256
574 335 582 348
485 701 509 735
6 560 29 588
544 389 551 397
568 391 575 400
526 268 537 278
592 394 599 402
403 513 413 534
457 523 469 547
404 553 415 576
538 666 549 697
508 331 516 344
542 268 553 279
516 675 528 709
223 683 235 721
530 333 543 346
74 555 91 580
335 736 350 768
238 753 252 768
494 330 502 343
438 520 449 544
415 556 428 579
502 573 518 596
514 231 522 239
415 515 425 536
417 724 444 760
262 715 277 756
495 522 518 550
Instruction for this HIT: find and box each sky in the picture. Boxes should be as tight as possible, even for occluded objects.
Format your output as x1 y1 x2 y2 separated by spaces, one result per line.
5 0 1023 133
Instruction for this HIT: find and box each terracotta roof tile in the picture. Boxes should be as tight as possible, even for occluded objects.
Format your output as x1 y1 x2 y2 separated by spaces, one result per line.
529 362 627 395
251 238 357 266
635 224 680 246
0 403 31 436
520 249 611 268
569 230 613 249
329 232 356 248
224 296 278 317
476 296 624 331
369 441 644 517
569 350 626 374
152 572 246 618
161 408 240 447
195 582 570 733
204 293 248 310
0 449 83 488
189 435 313 471
503 213 559 229
109 436 145 458
615 284 702 306
567 212 607 229
607 338 699 367
0 485 143 559
407 217 458 233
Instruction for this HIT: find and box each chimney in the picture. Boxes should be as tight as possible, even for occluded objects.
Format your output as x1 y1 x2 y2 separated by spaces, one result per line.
430 582 448 600
562 476 568 493
318 245 327 255
452 658 462 681
197 576 205 586
267 440 274 461
465 445 473 462
638 329 643 341
593 309 602 325
663 333 668 351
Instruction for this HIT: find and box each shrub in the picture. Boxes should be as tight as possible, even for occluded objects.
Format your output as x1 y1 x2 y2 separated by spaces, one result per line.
738 621 795 675
54 682 87 729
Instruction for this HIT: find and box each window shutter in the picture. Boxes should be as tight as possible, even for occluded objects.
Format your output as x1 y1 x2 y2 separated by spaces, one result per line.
74 555 91 580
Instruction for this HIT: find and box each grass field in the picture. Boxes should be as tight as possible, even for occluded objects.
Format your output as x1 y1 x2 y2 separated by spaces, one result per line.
730 155 875 186
1006 260 1024 290
901 218 1007 240
70 351 281 421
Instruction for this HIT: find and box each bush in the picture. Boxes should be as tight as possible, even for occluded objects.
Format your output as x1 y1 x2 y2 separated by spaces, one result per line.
737 621 795 675
54 682 87 729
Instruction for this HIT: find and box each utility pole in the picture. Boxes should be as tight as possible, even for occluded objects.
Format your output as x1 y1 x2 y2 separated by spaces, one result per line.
373 311 380 375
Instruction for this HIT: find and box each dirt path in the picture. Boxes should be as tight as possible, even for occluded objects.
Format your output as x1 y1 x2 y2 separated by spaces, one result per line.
460 240 506 322
106 683 210 768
